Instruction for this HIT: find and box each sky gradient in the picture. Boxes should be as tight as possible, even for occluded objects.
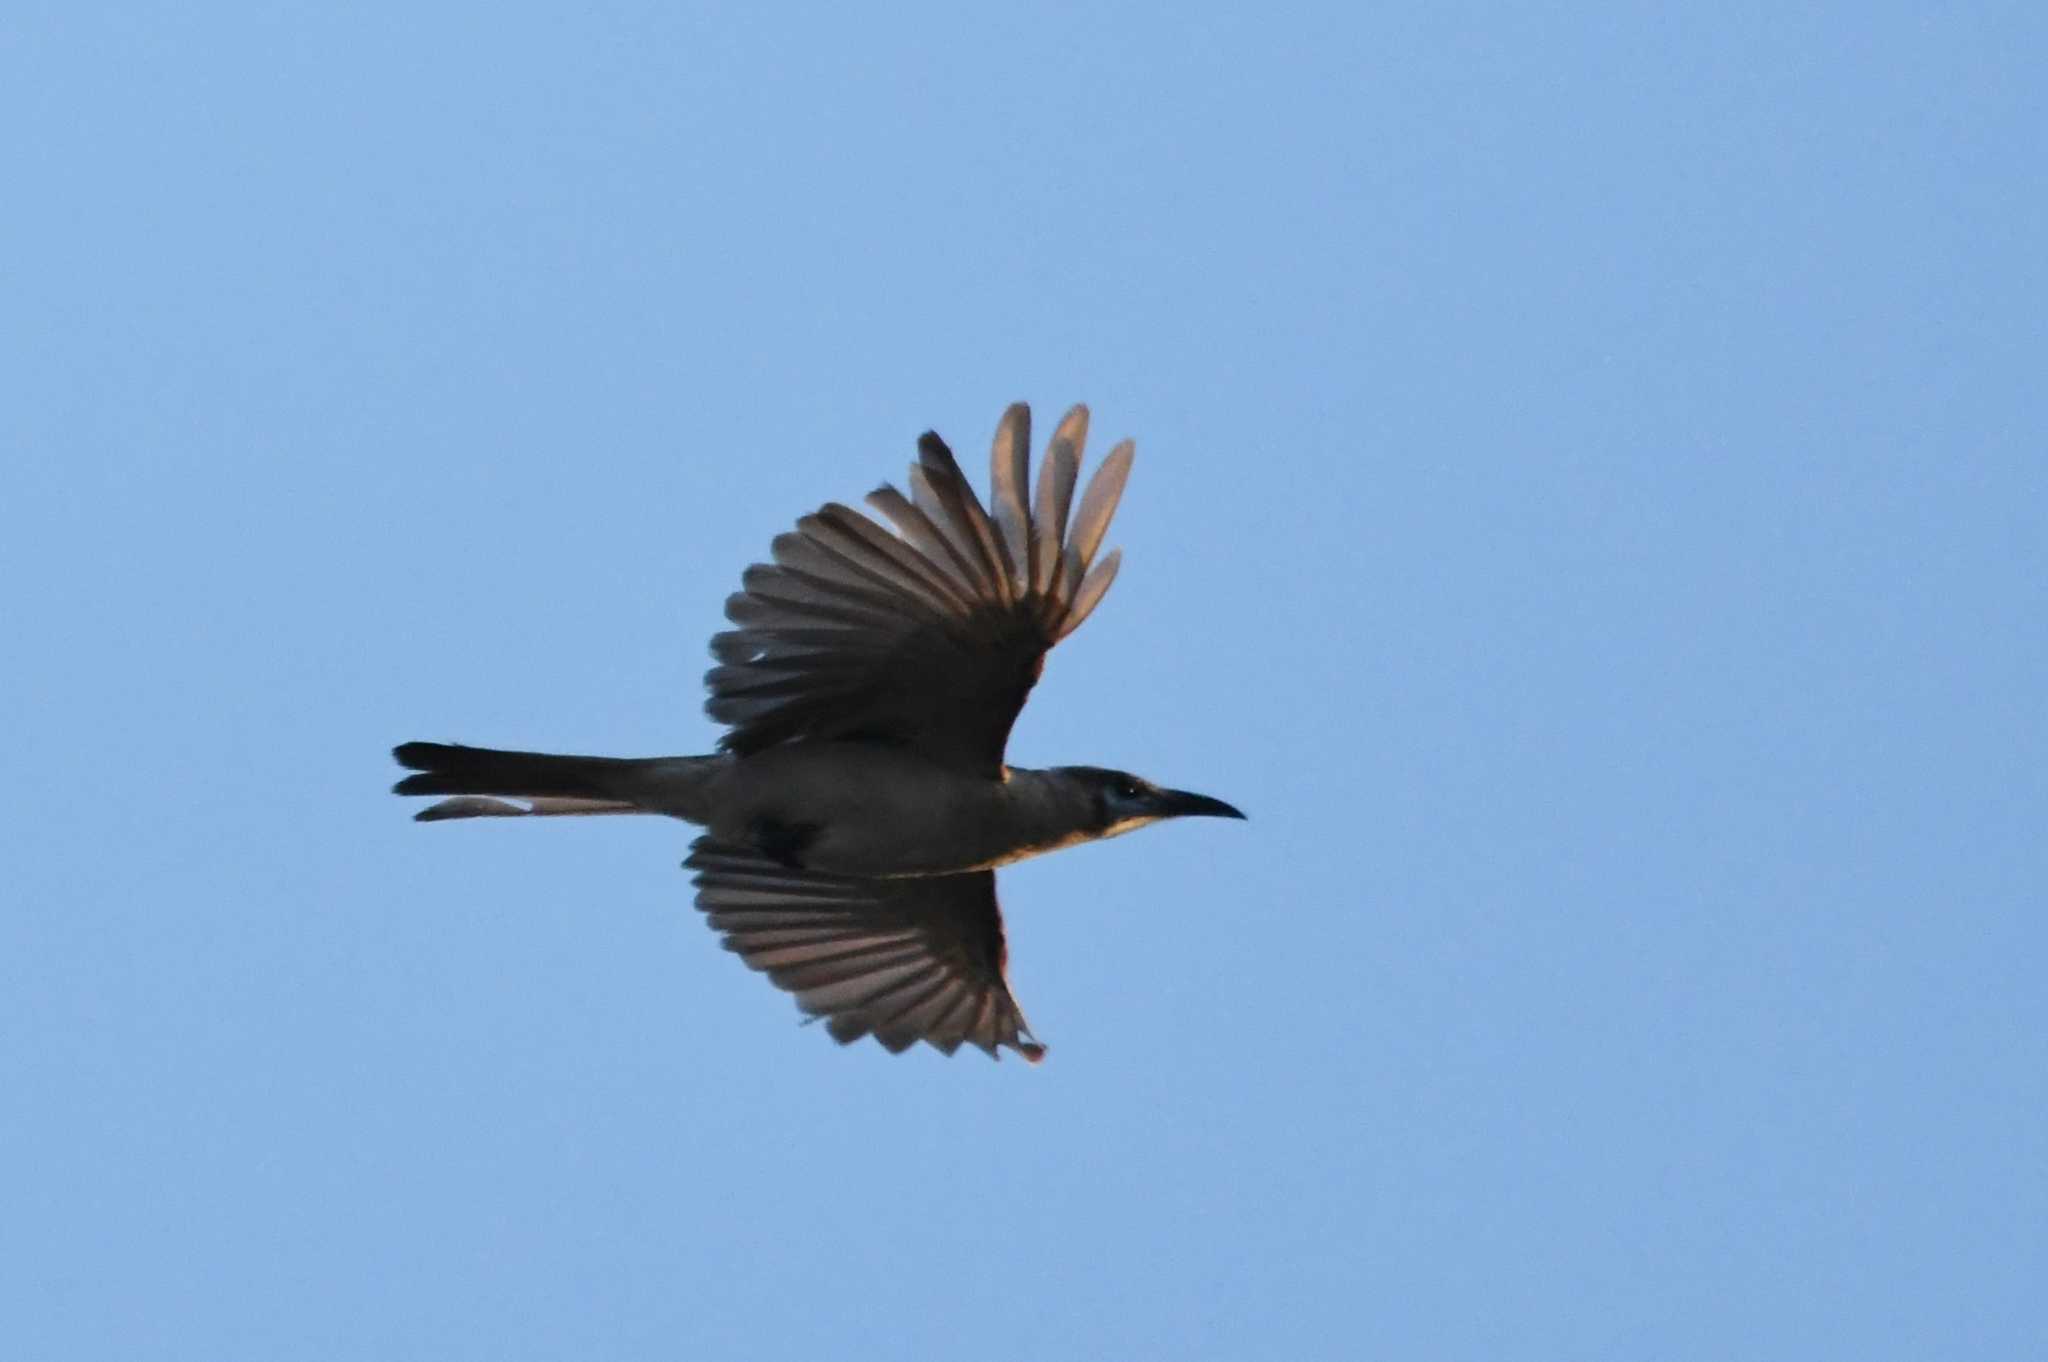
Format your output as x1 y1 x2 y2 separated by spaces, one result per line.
4 5 2042 1359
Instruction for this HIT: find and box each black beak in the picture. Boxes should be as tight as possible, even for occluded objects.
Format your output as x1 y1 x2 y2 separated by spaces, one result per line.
1153 788 1247 820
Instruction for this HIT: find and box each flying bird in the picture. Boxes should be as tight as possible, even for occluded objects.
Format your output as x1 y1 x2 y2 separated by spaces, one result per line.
393 403 1243 1061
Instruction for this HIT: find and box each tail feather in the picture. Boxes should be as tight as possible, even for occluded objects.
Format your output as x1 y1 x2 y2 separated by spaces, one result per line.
393 741 660 821
412 794 644 822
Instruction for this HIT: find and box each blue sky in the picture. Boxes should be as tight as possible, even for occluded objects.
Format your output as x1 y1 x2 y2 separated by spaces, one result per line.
4 4 2042 1358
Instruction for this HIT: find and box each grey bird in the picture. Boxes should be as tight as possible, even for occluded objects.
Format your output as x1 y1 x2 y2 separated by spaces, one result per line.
393 403 1243 1062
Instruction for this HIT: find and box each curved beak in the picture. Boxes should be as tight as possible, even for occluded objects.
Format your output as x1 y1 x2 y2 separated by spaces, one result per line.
1153 788 1247 821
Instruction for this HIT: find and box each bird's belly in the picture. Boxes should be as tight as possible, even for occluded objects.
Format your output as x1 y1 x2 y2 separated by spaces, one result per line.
713 743 1012 876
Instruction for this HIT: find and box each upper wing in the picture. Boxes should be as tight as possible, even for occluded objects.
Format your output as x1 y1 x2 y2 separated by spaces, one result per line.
706 403 1133 777
686 837 1045 1061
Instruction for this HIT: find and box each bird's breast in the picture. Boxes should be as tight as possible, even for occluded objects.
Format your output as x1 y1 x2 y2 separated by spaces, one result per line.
712 742 1021 877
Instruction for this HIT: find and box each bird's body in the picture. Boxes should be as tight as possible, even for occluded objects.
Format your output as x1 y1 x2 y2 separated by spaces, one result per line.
404 740 1109 875
395 403 1241 1061
702 741 1047 875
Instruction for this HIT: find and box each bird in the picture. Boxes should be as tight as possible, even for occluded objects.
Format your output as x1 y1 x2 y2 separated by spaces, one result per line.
392 403 1243 1062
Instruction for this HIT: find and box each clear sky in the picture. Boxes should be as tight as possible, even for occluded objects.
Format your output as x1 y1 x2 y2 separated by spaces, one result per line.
4 5 2041 1359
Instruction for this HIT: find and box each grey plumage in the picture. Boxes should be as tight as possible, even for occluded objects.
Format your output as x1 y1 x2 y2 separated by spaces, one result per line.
393 402 1242 1063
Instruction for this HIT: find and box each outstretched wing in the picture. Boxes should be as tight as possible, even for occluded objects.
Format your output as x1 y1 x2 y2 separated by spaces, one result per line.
707 403 1133 777
686 838 1045 1062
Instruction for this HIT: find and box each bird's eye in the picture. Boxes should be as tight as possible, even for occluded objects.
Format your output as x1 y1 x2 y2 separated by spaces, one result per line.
1115 778 1141 799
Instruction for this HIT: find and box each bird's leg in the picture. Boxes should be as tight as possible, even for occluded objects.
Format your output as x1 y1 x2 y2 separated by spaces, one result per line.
745 814 823 869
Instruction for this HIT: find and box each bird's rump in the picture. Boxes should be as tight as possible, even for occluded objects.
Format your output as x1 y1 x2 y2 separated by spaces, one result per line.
707 404 1132 776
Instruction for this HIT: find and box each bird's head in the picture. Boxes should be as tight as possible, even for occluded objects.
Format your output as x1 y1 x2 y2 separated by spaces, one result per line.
1057 765 1247 840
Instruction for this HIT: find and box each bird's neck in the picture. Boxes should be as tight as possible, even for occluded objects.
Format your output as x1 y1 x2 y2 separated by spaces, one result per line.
991 767 1104 864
